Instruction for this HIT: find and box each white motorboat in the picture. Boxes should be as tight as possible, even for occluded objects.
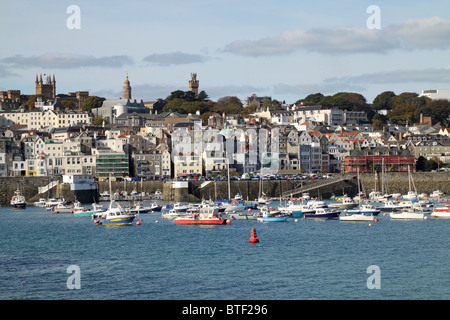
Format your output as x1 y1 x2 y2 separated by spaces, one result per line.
379 200 411 212
45 198 66 208
223 200 246 213
429 190 444 198
432 207 450 218
328 196 358 210
53 203 74 213
34 198 47 207
161 209 185 220
11 189 26 209
130 202 152 214
257 193 271 205
234 193 243 201
402 191 418 201
390 208 426 220
346 203 380 216
93 200 135 226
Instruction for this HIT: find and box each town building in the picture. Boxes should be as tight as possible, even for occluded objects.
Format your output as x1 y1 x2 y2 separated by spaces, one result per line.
341 146 416 173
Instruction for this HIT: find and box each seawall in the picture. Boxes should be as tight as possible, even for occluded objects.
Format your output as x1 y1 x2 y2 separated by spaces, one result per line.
0 172 448 206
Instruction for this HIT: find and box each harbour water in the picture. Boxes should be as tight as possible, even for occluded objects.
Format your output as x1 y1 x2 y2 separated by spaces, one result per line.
1 201 449 300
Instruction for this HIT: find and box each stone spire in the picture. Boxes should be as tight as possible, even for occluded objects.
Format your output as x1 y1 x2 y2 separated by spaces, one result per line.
122 72 131 100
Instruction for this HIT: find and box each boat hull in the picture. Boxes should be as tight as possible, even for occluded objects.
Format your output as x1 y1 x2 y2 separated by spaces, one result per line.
432 212 450 219
304 212 340 219
346 210 380 216
174 218 229 225
339 214 374 222
257 216 289 222
389 212 425 220
229 213 257 220
11 203 26 209
98 216 135 226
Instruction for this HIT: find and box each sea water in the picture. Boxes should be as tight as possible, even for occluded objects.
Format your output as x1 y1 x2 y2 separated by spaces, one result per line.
1 202 449 300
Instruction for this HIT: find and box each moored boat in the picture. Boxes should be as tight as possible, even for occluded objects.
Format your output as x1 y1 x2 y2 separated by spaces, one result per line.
11 189 26 209
161 209 185 220
34 198 47 207
379 200 411 212
339 213 375 222
229 212 257 220
278 200 305 218
328 196 358 210
45 198 66 208
174 205 230 225
256 206 289 222
149 202 162 212
52 203 73 213
129 202 152 214
429 190 444 198
389 208 426 220
346 203 380 216
431 205 450 218
93 200 135 226
303 208 340 219
74 203 105 217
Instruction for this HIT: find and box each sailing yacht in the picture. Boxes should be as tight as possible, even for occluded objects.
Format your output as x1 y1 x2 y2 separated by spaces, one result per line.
402 166 418 200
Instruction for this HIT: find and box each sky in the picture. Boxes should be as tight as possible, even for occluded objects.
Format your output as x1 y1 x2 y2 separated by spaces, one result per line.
1 0 450 104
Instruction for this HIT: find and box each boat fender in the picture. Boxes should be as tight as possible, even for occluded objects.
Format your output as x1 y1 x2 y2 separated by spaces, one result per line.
270 207 273 211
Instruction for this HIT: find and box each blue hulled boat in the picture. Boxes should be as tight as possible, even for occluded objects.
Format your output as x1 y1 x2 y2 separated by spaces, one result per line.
256 206 290 222
303 208 340 219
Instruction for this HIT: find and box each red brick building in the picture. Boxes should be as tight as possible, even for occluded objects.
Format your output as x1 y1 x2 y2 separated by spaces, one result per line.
341 146 416 173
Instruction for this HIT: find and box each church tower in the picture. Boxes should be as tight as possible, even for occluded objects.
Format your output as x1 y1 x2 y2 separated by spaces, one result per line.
35 74 56 99
189 73 199 97
122 72 131 100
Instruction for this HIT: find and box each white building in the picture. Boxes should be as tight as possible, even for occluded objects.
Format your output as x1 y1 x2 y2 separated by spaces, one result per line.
420 89 450 101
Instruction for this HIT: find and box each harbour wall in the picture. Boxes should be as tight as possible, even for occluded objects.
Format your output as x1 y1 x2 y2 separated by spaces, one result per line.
0 172 448 206
102 172 450 202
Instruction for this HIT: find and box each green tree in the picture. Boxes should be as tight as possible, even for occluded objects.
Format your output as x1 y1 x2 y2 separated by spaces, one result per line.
389 92 427 124
197 90 209 101
83 96 105 112
61 99 76 110
372 91 396 110
296 93 324 105
93 115 109 126
427 99 450 125
262 99 281 110
372 113 386 130
416 156 426 171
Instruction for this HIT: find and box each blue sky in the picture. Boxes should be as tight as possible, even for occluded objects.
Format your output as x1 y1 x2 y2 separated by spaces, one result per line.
1 0 450 104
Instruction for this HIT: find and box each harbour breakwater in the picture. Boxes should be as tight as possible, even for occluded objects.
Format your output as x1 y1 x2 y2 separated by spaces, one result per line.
0 172 448 206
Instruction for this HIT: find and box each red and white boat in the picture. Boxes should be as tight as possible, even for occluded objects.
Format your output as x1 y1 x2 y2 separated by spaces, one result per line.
432 205 450 218
174 205 231 225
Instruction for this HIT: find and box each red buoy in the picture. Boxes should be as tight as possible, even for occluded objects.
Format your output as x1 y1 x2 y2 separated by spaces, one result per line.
249 228 259 243
136 221 141 225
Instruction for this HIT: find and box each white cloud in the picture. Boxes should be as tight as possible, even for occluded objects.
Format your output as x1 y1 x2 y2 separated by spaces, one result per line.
325 67 450 85
142 51 211 66
223 17 450 56
1 53 133 69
